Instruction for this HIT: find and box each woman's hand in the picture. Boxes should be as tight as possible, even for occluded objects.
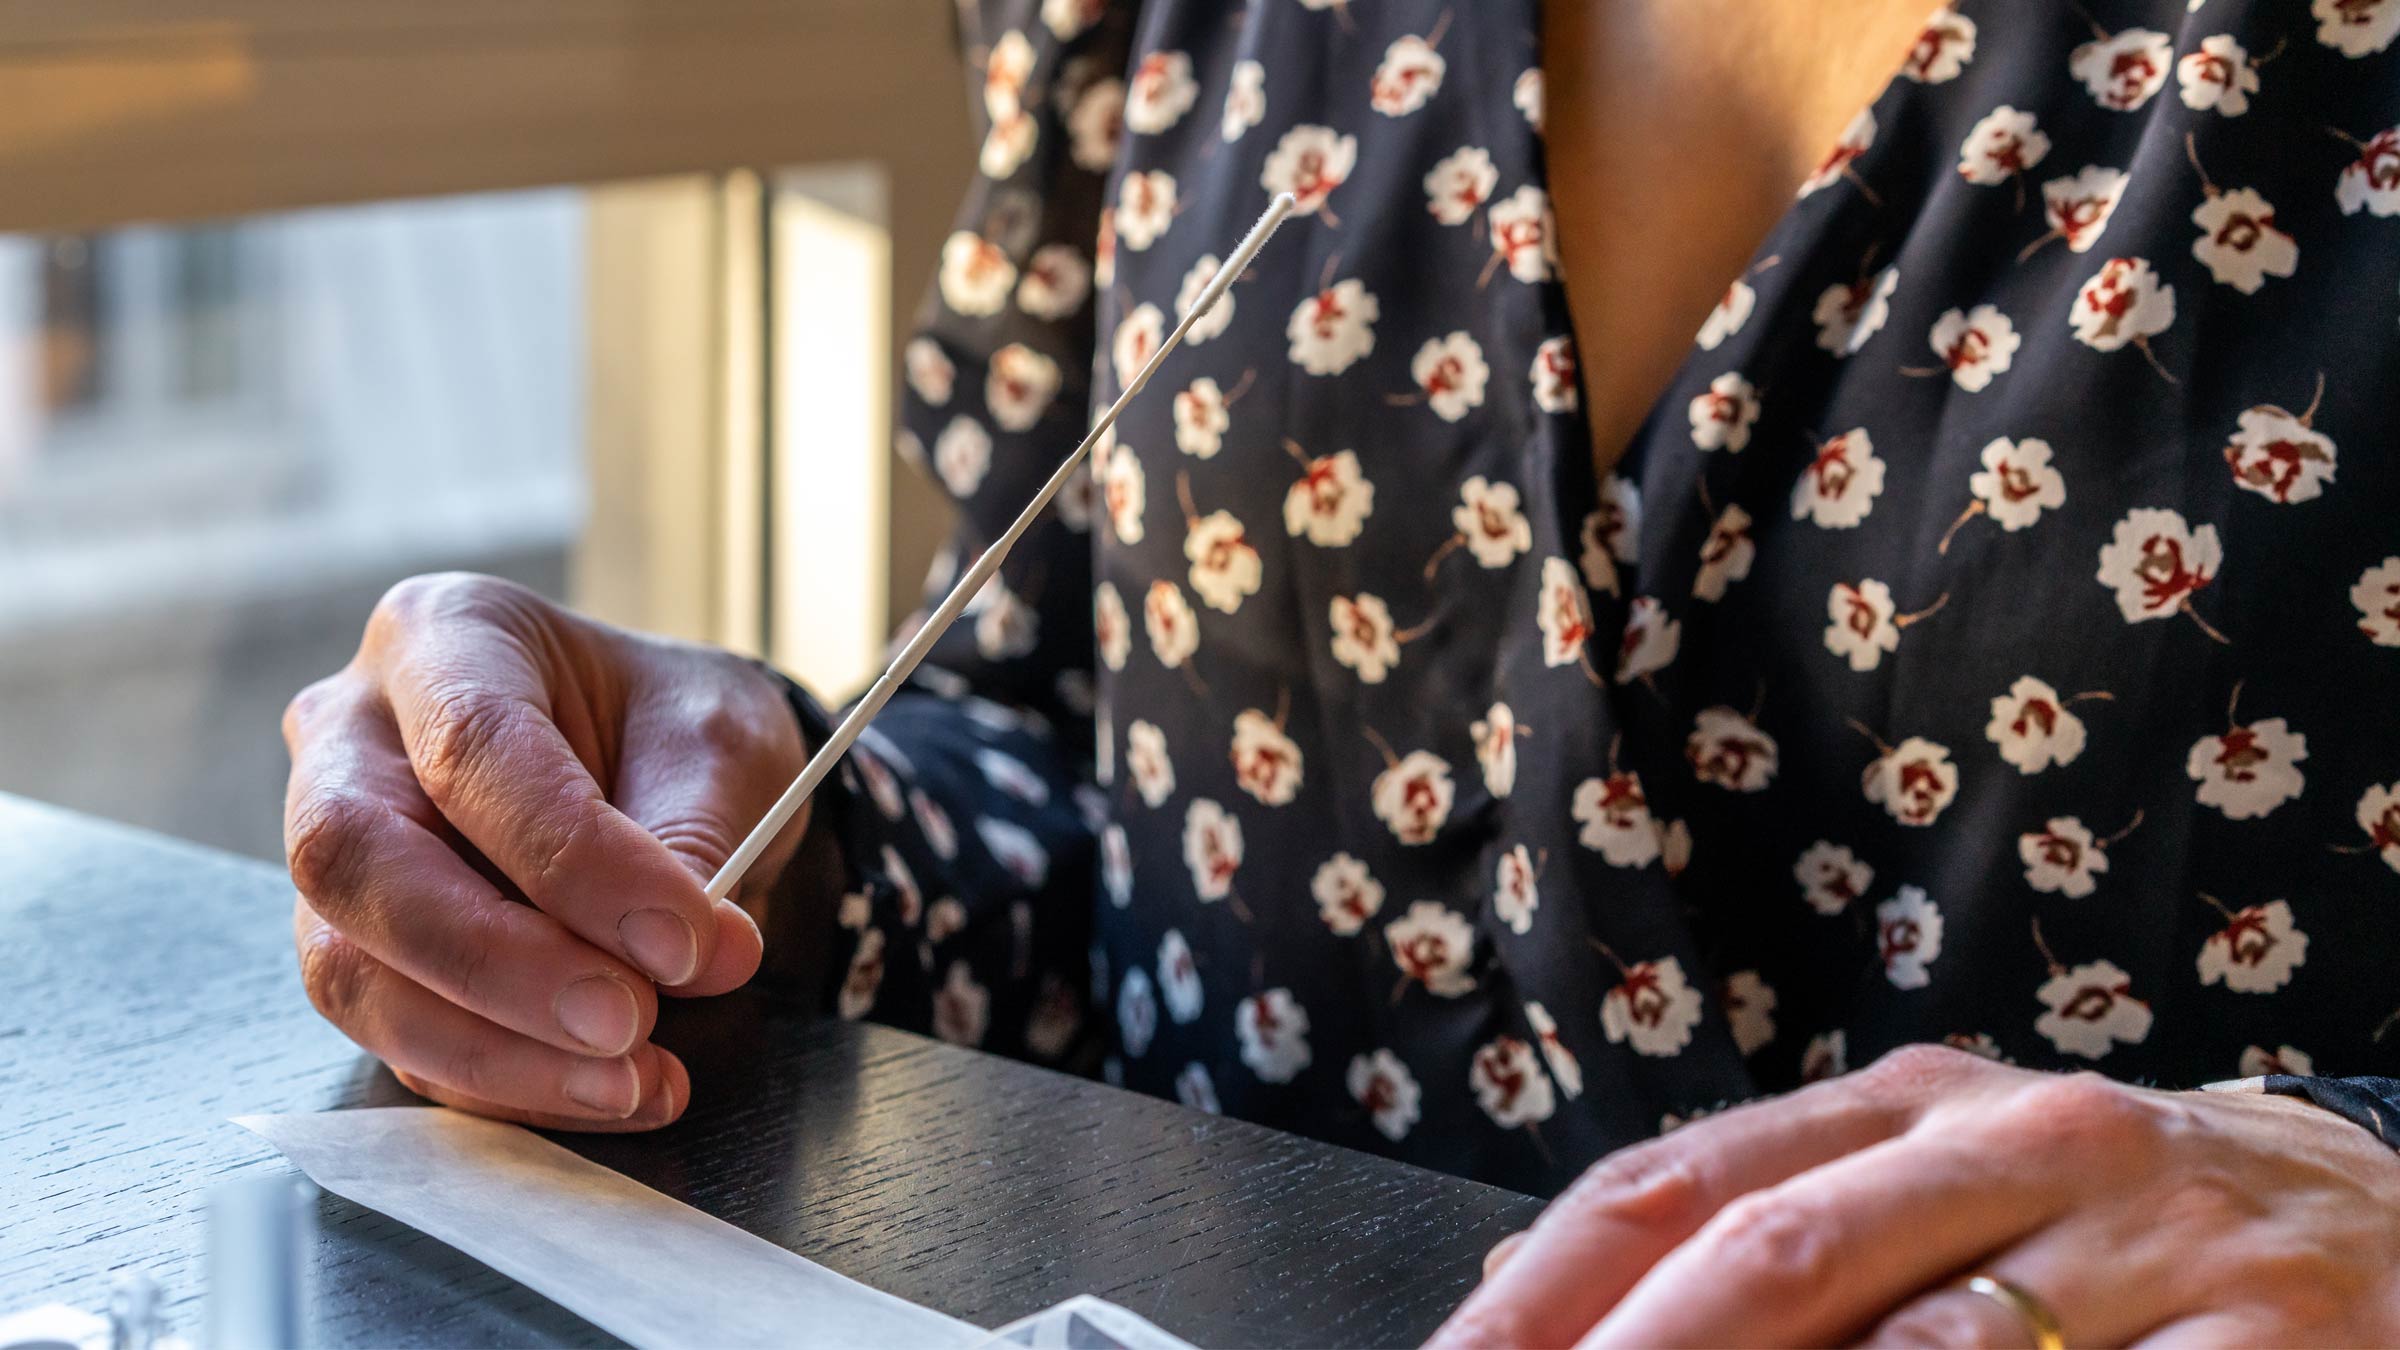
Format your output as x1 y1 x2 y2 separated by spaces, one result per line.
282 573 813 1131
1431 1045 2400 1347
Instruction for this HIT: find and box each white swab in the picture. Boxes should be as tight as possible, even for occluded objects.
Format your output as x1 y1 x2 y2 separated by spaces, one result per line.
704 192 1299 903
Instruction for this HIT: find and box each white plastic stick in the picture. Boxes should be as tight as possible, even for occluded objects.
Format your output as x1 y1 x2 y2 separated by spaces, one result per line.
704 192 1298 903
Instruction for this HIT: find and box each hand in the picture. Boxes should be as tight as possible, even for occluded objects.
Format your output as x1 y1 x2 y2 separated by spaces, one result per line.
1432 1045 2400 1347
282 573 813 1130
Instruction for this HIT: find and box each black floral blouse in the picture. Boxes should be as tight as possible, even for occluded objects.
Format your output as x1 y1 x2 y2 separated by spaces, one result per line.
788 0 2400 1195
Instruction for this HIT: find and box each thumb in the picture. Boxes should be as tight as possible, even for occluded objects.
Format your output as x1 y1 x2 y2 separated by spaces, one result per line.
612 674 811 997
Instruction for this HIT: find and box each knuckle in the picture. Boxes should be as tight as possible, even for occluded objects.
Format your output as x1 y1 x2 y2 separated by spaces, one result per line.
1434 1303 1536 1350
1703 1190 1839 1294
285 786 378 902
1876 1296 2011 1349
412 687 525 808
2007 1071 2162 1149
1856 1041 1976 1101
1562 1140 1709 1230
282 674 352 750
368 571 508 638
297 925 372 1029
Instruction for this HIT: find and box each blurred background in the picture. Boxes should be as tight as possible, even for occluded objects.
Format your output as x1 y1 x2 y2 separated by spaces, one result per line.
0 1 974 859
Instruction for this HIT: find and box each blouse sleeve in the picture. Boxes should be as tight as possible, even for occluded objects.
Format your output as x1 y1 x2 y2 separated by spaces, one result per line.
2258 1076 2400 1152
762 0 1138 1066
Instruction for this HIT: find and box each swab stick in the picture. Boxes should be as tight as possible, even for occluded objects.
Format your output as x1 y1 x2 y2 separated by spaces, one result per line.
704 192 1298 903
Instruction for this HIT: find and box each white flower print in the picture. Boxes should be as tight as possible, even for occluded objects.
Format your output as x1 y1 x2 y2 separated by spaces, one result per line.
970 577 1039 661
2192 189 2297 294
1946 1033 2006 1061
1041 0 1103 41
1601 955 1705 1057
2019 817 2109 898
1525 1002 1584 1099
1125 50 1198 135
1095 583 1130 672
2038 165 2130 254
1469 1036 1556 1127
1657 819 1693 877
1795 841 1873 915
1723 971 1778 1056
1987 676 2089 774
1144 581 1199 668
1372 751 1456 845
1312 853 1386 936
1156 922 1200 1018
1903 7 1977 83
838 928 885 1020
1790 428 1885 528
1798 109 1876 198
1117 966 1157 1057
985 343 1061 433
1287 279 1380 376
1494 844 1540 935
2069 27 2172 112
1283 448 1375 546
1181 798 1243 901
2357 783 2400 873
1176 1062 1221 1113
2240 1045 2315 1077
1115 170 1178 252
837 889 871 931
1580 476 1642 594
1386 901 1477 998
1513 69 1546 133
940 231 1016 316
1537 557 1596 670
2354 557 2400 647
1453 476 1532 567
1102 440 1145 543
981 108 1038 179
1236 989 1312 1084
1877 886 1944 990
1926 306 2020 392
1425 146 1499 226
1616 596 1682 684
2069 256 2176 360
1691 504 1756 602
1127 718 1176 808
2315 0 2400 56
2198 899 2308 993
977 816 1049 888
934 961 990 1047
983 31 1035 124
2187 716 2307 819
934 417 993 499
1016 243 1092 321
1696 278 1756 351
2178 35 2258 114
1470 702 1520 799
1175 254 1238 345
1230 708 1303 806
853 743 906 821
1370 34 1446 117
1486 187 1558 284
910 790 959 862
2095 508 2222 631
1067 77 1126 173
1572 772 1661 867
1959 106 2049 188
1329 593 1402 683
2222 404 2334 503
1348 1049 1423 1141
1824 579 1901 671
2035 959 2153 1059
1261 124 1359 220
1685 706 1778 792
1862 736 1961 827
1959 436 2066 544
1687 372 1761 451
904 337 955 406
1221 59 1266 143
1531 335 1579 413
1113 303 1166 393
2334 126 2400 217
1801 1030 1849 1082
1812 265 1898 356
1101 824 1133 907
1411 333 1491 422
1185 509 1262 615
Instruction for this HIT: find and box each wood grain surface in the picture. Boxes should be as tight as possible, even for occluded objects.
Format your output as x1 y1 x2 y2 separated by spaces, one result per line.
0 794 1542 1347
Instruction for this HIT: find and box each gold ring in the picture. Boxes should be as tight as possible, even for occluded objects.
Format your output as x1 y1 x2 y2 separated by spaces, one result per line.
1963 1274 2066 1350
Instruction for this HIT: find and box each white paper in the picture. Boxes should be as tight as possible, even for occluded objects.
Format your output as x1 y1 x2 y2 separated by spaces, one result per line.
234 1108 985 1350
980 1296 1196 1350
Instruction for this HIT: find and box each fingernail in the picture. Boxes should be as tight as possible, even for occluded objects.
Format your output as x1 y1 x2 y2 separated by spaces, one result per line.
563 1056 641 1117
619 908 699 985
553 974 639 1055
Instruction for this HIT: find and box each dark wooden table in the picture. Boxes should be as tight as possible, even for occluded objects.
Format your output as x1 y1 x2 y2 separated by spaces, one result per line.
0 794 1543 1347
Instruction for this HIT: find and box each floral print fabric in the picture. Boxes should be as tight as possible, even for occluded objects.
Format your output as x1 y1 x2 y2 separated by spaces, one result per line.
805 0 2400 1195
